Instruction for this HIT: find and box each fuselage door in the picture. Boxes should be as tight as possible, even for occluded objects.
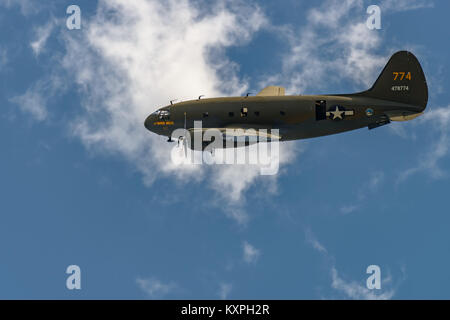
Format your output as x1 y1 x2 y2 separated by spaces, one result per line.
315 100 327 121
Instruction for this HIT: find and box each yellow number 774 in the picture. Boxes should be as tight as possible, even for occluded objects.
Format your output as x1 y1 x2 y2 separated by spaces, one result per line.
393 72 412 81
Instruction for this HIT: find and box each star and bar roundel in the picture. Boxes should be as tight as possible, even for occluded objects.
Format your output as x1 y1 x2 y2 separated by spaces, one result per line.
326 105 355 121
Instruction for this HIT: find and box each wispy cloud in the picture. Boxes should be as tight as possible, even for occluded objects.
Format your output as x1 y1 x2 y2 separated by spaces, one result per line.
305 228 328 254
331 266 395 300
9 75 63 122
9 88 47 121
218 282 232 300
305 228 398 300
339 171 385 215
380 0 434 13
263 0 386 94
0 0 39 15
398 106 450 182
367 171 384 191
30 18 56 56
340 204 359 215
243 241 261 264
136 277 176 299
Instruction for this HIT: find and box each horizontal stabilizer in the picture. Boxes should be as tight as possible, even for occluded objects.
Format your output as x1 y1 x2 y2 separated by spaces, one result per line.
385 110 424 122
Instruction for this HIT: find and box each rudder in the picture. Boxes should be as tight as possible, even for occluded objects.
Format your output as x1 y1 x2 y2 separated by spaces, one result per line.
361 51 428 110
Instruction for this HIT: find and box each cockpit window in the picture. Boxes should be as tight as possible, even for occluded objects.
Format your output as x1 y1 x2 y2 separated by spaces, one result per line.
154 110 171 120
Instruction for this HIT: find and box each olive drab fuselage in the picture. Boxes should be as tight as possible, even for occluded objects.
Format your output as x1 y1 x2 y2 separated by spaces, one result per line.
145 51 428 149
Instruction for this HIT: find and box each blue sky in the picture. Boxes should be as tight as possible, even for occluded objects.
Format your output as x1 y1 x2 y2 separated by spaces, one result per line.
1 0 450 299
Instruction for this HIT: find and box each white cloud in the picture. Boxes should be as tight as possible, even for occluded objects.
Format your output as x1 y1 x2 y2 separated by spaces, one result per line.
264 0 386 94
16 0 389 223
136 277 176 298
211 163 270 204
48 0 309 226
242 241 260 264
218 283 232 300
207 141 299 224
57 0 288 220
30 19 56 56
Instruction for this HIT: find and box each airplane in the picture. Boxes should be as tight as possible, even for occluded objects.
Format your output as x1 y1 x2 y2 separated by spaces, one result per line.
144 51 428 150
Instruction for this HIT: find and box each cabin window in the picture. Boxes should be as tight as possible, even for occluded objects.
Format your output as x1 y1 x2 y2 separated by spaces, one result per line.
280 111 286 116
228 112 234 117
241 107 248 117
203 112 209 118
254 111 260 116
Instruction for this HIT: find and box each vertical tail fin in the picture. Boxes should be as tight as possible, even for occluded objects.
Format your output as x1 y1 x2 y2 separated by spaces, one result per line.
360 51 428 110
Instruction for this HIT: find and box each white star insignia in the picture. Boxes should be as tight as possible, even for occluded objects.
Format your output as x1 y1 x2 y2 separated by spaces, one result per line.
330 106 344 120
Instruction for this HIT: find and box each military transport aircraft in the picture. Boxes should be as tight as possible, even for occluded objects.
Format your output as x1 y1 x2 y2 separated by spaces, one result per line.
144 51 428 150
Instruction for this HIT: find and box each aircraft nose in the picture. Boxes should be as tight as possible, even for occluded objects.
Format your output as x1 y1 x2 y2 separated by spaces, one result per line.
144 114 155 131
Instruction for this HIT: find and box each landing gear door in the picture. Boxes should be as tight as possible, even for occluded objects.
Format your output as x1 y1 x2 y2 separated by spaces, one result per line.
315 100 326 121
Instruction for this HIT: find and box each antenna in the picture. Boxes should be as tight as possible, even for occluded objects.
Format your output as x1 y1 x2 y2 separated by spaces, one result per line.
198 95 205 100
170 99 178 105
